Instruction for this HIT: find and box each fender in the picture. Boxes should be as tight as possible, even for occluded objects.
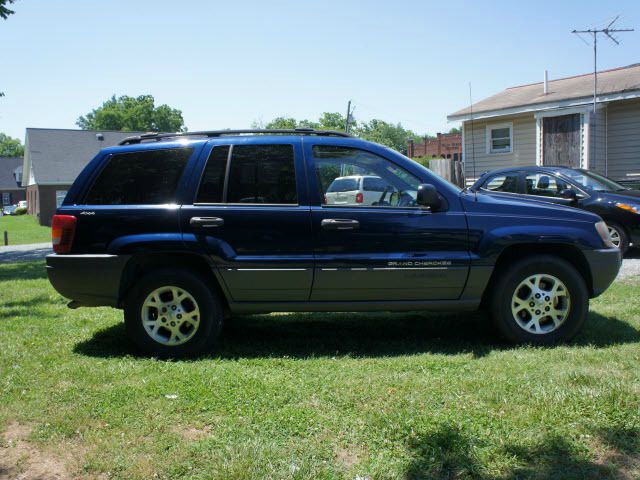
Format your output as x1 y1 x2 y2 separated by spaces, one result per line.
107 233 186 255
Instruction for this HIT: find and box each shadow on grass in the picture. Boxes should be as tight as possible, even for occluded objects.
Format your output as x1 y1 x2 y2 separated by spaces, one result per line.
0 294 54 320
73 310 640 360
0 261 47 281
405 424 638 480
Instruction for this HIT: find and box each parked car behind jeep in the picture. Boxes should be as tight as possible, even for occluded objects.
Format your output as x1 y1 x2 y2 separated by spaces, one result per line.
46 129 621 357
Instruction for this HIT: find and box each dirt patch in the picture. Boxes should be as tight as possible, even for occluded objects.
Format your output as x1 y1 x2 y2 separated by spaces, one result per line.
170 424 212 442
588 437 640 480
0 421 78 480
335 444 362 469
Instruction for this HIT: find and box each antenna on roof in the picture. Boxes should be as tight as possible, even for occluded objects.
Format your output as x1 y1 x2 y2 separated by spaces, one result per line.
572 16 634 176
468 82 476 182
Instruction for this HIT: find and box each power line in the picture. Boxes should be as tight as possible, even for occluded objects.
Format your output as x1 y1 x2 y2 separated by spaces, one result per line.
572 16 634 175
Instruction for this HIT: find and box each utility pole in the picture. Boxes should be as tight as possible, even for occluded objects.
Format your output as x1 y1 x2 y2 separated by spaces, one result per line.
345 100 354 134
572 16 634 175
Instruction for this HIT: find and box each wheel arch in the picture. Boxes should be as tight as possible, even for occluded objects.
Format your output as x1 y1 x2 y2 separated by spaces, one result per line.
481 243 594 306
117 252 230 314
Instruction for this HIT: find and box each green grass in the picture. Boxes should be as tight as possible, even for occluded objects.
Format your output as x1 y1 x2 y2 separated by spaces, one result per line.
1 261 639 479
0 214 51 245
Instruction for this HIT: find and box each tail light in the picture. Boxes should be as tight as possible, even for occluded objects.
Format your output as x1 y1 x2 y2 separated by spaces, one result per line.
52 215 77 254
356 192 364 203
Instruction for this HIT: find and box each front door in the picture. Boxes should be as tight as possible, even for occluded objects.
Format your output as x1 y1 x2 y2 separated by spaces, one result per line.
306 142 469 302
180 139 314 302
543 114 581 167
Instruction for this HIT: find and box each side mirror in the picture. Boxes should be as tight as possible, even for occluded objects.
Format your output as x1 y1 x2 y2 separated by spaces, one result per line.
416 183 441 210
559 188 578 202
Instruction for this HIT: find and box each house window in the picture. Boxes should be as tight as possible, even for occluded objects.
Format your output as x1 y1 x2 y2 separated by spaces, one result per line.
56 190 68 208
487 123 513 154
2 192 10 205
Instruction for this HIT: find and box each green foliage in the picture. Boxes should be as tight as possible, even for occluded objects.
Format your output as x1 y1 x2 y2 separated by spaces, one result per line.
13 206 26 215
76 95 186 132
0 133 24 156
449 127 461 134
258 112 424 153
0 0 15 20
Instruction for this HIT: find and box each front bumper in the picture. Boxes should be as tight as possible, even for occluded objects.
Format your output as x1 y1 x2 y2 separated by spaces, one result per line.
583 248 622 298
46 254 130 307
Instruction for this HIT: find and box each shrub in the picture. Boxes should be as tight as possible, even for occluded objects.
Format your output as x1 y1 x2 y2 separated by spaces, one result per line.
14 207 27 215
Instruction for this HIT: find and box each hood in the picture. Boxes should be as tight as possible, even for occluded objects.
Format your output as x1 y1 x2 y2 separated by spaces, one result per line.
594 189 640 203
461 190 602 223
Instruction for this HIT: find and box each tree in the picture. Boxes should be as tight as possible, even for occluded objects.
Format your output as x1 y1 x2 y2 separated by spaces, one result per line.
449 127 461 134
357 119 421 152
0 133 24 157
0 0 15 20
76 95 186 132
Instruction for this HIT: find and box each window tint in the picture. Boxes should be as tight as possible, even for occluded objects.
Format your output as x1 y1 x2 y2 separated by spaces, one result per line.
482 173 519 193
196 146 229 203
525 173 571 197
363 177 388 192
313 146 421 208
85 148 191 205
226 144 297 204
327 178 359 192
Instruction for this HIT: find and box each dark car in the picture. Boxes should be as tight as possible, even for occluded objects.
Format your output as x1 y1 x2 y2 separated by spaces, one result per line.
471 166 640 253
46 129 621 357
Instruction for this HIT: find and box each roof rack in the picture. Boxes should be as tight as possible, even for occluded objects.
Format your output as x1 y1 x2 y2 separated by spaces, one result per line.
118 128 352 145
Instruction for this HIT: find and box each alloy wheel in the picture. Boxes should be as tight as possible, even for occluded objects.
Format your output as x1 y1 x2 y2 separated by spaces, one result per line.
511 274 571 334
141 286 200 346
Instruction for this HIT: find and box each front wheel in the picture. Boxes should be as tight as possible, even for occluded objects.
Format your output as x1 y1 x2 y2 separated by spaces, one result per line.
124 269 223 358
490 255 589 345
606 222 629 254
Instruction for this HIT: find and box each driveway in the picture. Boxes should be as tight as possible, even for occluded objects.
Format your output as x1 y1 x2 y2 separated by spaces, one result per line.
0 242 638 282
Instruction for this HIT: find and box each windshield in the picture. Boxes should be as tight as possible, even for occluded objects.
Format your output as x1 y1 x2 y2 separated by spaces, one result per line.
561 169 627 192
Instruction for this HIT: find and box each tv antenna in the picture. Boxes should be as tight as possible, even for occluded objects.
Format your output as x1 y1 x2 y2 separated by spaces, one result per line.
572 16 634 174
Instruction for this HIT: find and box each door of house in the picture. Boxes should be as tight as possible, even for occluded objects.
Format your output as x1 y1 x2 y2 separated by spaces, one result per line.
543 114 581 167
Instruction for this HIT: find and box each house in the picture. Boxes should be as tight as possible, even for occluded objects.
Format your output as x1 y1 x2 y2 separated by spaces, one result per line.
448 63 640 185
0 157 26 207
22 128 147 225
407 132 462 161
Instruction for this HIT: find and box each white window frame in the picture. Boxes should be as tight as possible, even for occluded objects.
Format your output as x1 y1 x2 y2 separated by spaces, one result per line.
55 190 67 208
486 122 513 154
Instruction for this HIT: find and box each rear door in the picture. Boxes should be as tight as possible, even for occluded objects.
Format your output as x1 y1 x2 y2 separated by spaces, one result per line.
306 142 469 302
180 138 314 302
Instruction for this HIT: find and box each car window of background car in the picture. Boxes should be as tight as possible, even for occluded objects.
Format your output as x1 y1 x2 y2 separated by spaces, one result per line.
313 145 421 208
565 169 627 192
225 144 297 204
84 148 193 205
482 173 519 193
525 173 572 197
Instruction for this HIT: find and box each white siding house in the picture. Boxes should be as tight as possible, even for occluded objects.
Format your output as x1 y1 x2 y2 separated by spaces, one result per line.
448 64 640 185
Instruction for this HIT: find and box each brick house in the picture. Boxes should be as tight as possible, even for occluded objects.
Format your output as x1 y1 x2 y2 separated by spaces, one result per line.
0 157 26 207
22 128 147 225
407 132 462 161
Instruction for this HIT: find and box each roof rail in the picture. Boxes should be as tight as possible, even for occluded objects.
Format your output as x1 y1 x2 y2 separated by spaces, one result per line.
118 128 352 145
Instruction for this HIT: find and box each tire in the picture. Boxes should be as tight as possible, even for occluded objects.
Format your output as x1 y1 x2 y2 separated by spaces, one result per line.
124 268 223 358
605 222 629 254
490 255 589 345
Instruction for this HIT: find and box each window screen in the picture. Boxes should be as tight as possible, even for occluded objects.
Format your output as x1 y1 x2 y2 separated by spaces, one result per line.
196 146 229 203
226 144 297 204
85 148 192 205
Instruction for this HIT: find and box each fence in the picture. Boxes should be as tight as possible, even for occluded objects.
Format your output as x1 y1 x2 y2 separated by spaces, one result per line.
428 158 465 187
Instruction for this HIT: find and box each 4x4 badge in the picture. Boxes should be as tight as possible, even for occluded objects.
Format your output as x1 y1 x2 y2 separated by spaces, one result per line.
80 211 95 215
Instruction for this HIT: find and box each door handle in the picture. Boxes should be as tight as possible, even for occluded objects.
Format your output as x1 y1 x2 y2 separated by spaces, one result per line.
321 218 360 230
190 216 224 228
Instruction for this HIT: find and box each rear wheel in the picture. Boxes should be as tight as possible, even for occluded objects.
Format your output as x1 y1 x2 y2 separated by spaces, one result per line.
124 269 223 358
606 222 629 254
490 255 588 345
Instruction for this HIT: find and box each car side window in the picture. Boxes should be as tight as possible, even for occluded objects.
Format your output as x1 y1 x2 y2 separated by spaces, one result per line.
313 145 421 208
196 144 297 205
84 148 192 205
481 173 519 193
525 173 571 198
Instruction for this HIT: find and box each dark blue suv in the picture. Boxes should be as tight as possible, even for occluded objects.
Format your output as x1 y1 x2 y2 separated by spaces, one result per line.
46 129 621 357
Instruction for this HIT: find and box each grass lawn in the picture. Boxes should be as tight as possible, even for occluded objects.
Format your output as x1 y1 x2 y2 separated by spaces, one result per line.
0 214 51 246
1 261 639 479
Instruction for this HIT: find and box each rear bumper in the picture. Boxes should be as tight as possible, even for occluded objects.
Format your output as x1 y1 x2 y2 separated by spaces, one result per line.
46 254 130 307
583 248 622 298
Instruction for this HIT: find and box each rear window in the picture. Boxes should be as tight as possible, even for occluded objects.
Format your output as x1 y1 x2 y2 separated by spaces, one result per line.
328 178 359 192
84 148 192 205
362 177 387 192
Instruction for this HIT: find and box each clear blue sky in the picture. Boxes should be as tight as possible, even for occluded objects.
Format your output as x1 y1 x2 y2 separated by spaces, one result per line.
1 0 639 141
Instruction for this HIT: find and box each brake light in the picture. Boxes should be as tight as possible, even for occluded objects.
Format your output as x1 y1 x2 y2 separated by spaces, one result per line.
356 192 364 203
52 215 77 254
